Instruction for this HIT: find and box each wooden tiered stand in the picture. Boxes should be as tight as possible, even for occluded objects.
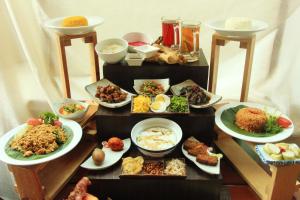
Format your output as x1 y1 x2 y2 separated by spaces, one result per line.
8 32 100 200
210 33 300 200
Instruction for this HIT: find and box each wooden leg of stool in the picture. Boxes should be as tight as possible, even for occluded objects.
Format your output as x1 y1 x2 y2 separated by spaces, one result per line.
266 165 300 200
84 32 100 82
240 37 255 102
9 166 44 200
58 36 71 98
209 36 221 93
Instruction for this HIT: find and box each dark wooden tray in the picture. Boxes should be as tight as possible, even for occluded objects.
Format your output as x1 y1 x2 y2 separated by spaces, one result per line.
120 158 187 178
130 95 190 115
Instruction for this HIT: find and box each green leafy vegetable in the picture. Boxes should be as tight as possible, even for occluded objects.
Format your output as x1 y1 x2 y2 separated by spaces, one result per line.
169 96 189 113
265 115 283 134
40 112 58 125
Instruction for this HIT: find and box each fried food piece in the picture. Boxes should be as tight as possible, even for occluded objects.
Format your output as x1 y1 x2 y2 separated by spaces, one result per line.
187 143 208 156
183 137 202 150
196 154 218 166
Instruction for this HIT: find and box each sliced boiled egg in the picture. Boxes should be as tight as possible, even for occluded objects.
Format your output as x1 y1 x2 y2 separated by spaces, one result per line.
150 101 167 113
155 94 170 107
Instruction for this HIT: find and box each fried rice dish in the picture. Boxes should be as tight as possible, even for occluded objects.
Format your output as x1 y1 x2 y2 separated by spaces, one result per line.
235 107 267 133
9 124 67 157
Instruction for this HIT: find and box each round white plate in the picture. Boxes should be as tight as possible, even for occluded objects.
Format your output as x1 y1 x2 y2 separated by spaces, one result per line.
80 138 131 170
181 145 220 175
0 119 82 166
215 102 294 143
44 16 104 35
206 19 268 37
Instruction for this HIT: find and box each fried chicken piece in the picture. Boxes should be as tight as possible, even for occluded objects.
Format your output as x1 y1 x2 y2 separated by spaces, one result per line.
183 137 202 150
196 154 218 166
187 143 208 156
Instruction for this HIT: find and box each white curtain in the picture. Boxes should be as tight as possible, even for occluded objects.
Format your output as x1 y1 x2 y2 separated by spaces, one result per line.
1 0 300 199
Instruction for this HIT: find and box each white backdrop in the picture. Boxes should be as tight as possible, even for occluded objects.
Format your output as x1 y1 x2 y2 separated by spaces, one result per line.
1 0 300 199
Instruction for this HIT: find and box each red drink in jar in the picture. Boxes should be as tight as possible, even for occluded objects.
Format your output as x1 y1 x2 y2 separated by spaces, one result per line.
161 17 180 47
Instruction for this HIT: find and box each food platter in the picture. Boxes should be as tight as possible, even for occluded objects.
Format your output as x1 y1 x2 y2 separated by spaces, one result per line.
255 144 300 166
0 118 82 166
215 102 294 143
120 157 186 178
80 138 131 170
170 79 222 108
85 78 134 108
44 16 104 35
206 19 268 37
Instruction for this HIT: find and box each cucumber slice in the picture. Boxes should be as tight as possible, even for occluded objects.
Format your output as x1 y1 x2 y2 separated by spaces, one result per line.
263 143 280 155
276 143 289 150
270 154 283 161
282 150 295 160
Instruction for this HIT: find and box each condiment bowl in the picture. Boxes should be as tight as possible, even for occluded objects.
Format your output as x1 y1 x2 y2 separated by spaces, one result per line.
131 118 182 157
95 38 128 64
54 99 89 120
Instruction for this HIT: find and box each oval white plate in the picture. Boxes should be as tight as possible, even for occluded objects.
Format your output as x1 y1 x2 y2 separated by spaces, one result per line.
170 79 222 109
133 78 170 95
85 78 134 109
206 19 268 37
44 16 104 35
215 102 294 143
181 145 220 175
80 138 131 170
0 119 82 166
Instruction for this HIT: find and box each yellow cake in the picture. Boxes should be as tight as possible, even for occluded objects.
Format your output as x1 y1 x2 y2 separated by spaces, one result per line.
62 16 88 27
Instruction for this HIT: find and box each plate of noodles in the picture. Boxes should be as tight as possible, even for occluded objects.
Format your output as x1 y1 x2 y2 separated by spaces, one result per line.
215 102 294 143
0 112 82 166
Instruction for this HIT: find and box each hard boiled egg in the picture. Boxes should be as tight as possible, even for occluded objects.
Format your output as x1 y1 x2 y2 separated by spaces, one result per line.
150 101 167 113
155 94 170 107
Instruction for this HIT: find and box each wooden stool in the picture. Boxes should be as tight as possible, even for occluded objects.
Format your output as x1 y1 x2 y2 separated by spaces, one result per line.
209 33 300 200
209 33 255 102
57 31 100 98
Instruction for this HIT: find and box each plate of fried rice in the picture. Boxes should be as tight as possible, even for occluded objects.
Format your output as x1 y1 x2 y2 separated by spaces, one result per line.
215 102 294 143
0 113 82 166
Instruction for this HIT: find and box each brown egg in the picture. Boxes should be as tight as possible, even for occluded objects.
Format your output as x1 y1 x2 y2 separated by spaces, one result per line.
92 148 105 165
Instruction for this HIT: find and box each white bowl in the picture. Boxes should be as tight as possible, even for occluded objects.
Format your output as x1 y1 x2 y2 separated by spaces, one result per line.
95 38 128 64
131 118 182 157
125 53 145 66
54 99 89 120
133 78 170 95
44 16 104 35
122 32 153 52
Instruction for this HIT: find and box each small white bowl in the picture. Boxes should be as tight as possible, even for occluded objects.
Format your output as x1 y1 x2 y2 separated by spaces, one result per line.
95 38 128 64
54 99 89 120
133 78 170 95
44 16 104 35
131 118 182 157
134 45 160 58
122 32 152 52
125 53 145 66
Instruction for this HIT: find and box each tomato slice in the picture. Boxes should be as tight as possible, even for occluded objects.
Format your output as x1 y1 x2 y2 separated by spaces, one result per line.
27 118 42 126
277 117 292 128
53 120 62 127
